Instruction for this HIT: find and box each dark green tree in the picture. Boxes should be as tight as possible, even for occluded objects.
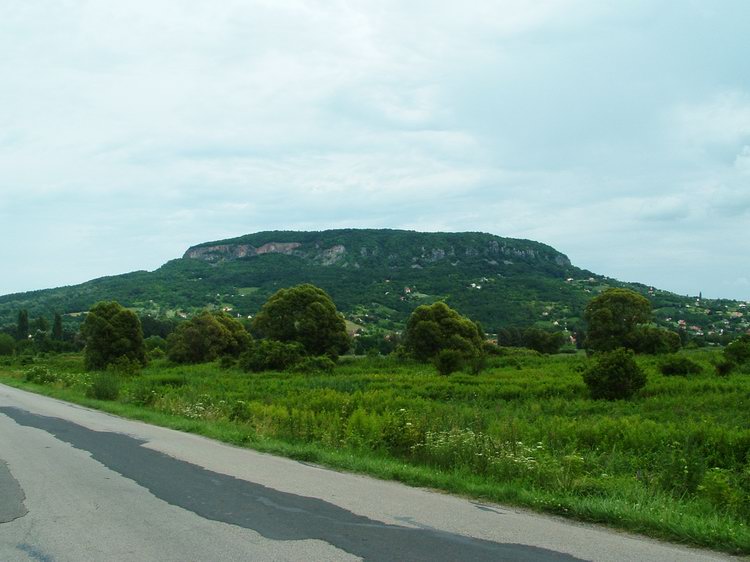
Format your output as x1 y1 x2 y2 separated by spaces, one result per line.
52 313 63 340
31 316 49 333
252 284 350 358
522 328 566 354
167 311 251 364
0 333 15 356
140 315 177 339
584 289 652 352
16 309 29 341
624 326 681 354
403 301 484 362
81 301 147 371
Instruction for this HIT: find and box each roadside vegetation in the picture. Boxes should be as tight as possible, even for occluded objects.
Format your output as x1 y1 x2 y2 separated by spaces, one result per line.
1 286 749 554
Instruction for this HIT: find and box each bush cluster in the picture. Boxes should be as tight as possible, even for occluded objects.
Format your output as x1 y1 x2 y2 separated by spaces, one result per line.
24 366 57 384
167 311 251 364
625 327 681 355
659 355 703 376
582 348 646 400
496 327 566 354
293 355 336 375
239 340 304 372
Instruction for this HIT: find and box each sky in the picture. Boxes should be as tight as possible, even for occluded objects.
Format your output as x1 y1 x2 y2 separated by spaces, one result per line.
1 0 749 300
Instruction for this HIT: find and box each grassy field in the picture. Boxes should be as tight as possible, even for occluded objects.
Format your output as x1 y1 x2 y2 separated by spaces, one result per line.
2 349 749 554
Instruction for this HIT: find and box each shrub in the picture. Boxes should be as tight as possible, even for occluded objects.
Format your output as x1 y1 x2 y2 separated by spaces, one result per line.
151 374 187 387
219 355 237 369
482 341 504 356
434 349 464 376
345 408 383 449
126 381 158 406
715 360 735 377
725 335 750 366
149 347 166 360
659 355 703 376
659 439 705 496
144 336 167 359
24 366 56 384
19 355 34 366
582 348 646 400
239 340 304 372
144 335 167 352
86 372 120 400
106 356 143 376
467 352 487 375
229 400 251 422
294 355 336 375
699 468 743 513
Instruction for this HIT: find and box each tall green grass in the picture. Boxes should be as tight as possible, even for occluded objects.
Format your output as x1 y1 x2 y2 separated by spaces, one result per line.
2 349 749 554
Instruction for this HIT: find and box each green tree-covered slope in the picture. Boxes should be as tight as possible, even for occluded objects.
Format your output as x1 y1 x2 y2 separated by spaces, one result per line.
1 229 747 340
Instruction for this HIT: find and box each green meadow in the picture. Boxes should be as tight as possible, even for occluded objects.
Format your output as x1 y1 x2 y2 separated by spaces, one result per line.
2 349 749 554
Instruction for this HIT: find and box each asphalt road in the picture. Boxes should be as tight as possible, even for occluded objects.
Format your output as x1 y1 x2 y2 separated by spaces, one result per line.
0 383 737 562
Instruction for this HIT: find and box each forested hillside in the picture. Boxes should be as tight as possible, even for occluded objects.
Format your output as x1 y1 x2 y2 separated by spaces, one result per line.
1 229 747 341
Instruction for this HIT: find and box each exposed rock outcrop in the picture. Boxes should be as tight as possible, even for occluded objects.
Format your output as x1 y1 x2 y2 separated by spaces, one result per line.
183 242 302 262
182 230 572 270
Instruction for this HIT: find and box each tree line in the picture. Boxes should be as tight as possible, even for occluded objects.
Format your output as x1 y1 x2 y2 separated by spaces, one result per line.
0 309 76 357
5 285 749 402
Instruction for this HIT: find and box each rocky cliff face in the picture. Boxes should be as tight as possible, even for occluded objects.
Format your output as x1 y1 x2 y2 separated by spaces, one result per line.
183 231 572 270
183 242 303 262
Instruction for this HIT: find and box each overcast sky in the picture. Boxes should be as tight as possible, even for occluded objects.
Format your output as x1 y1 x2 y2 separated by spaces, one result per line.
1 1 749 300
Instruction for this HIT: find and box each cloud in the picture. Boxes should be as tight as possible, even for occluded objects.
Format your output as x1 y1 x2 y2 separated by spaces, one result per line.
735 146 750 174
671 90 750 146
0 1 749 300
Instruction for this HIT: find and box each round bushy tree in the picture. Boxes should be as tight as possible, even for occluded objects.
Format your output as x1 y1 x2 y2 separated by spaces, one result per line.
582 348 646 400
81 301 147 371
584 288 652 352
167 311 251 364
403 301 484 362
252 284 350 358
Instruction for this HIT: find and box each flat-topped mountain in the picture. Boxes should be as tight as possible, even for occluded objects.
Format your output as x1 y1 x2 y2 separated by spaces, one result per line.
1 229 747 340
183 229 571 269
